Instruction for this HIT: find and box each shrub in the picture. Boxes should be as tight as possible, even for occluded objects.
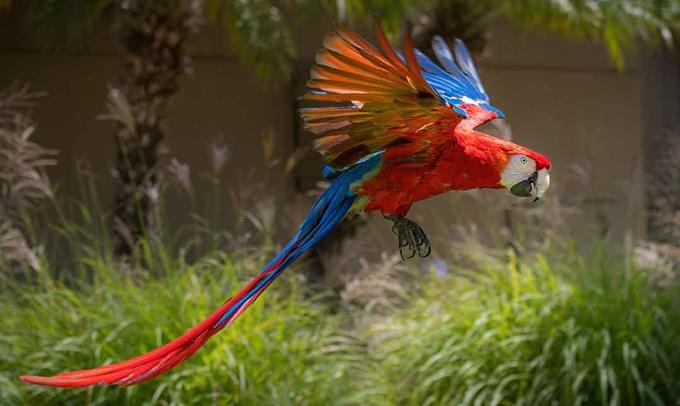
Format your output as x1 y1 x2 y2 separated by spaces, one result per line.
365 242 680 405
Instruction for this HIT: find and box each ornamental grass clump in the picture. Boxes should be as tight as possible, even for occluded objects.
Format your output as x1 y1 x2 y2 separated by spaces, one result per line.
366 241 680 405
0 82 55 271
0 251 358 405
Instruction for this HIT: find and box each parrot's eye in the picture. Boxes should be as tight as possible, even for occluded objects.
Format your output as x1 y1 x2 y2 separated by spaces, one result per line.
509 154 534 170
501 154 539 192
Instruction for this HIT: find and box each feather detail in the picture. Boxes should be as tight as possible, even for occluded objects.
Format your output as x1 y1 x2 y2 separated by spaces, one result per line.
301 21 451 169
402 30 434 94
452 39 485 94
423 36 504 118
372 23 411 79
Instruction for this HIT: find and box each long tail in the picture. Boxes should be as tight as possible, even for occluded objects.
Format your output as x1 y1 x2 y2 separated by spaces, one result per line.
20 160 375 388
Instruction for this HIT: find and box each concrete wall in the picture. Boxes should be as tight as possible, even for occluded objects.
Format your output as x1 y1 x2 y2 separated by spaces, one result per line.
0 16 301 231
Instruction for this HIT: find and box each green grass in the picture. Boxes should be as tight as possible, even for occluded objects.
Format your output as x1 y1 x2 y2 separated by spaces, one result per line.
365 242 680 405
0 253 357 405
1 240 679 405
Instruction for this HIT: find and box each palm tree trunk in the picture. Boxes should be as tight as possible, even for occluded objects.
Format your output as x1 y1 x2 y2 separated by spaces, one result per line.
110 0 202 257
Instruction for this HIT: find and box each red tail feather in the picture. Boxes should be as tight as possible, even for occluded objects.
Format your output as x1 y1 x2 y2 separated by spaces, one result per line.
20 154 360 389
20 270 274 388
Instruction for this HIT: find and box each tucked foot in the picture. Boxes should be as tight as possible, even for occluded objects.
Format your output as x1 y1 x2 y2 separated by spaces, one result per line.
384 215 431 259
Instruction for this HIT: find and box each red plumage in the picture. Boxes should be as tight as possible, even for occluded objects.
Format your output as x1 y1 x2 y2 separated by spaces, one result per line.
20 260 281 387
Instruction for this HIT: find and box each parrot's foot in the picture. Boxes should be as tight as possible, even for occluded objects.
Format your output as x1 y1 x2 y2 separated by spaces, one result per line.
384 215 431 259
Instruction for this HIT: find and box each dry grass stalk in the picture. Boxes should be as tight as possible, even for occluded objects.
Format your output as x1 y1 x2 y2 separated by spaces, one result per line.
0 82 55 270
646 126 680 245
626 125 680 285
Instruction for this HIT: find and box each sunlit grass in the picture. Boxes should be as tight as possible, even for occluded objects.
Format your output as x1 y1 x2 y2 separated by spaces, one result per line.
365 241 680 405
0 252 357 405
2 237 679 405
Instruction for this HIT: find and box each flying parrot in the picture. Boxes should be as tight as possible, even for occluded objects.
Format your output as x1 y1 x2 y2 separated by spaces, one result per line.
21 21 551 388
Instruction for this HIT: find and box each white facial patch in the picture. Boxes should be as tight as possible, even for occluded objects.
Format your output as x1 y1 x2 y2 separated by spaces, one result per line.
501 154 536 188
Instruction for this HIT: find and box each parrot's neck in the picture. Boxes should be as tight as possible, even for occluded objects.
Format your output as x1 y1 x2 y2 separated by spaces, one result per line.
435 130 509 191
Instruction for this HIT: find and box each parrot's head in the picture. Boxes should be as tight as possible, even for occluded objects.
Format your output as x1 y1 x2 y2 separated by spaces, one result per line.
499 149 552 202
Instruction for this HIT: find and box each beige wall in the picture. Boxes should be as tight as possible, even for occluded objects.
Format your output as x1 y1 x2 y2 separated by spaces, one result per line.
0 13 662 262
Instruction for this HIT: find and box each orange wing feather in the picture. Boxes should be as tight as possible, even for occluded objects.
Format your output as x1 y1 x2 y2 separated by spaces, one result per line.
301 23 458 168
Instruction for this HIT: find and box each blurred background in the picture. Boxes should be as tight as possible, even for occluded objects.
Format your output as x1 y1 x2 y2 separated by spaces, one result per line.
1 1 679 404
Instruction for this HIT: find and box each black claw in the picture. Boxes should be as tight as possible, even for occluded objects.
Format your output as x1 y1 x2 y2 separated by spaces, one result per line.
384 215 431 260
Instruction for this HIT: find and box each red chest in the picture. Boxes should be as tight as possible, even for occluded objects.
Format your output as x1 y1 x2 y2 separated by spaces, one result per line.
353 138 505 215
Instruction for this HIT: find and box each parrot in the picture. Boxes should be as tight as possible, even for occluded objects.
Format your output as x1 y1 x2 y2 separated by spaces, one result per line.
21 21 551 388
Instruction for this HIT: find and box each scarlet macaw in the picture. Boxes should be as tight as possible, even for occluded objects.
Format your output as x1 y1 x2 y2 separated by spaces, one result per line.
21 22 551 387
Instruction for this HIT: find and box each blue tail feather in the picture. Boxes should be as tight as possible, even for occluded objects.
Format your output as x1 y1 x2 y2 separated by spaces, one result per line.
215 154 380 326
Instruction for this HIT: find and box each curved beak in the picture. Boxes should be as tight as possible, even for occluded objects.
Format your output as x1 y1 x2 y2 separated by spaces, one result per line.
509 169 550 202
532 168 550 202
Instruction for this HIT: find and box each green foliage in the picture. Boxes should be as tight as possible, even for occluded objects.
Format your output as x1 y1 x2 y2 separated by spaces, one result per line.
0 253 358 405
203 0 299 81
4 0 679 76
3 0 111 50
2 235 679 404
498 0 680 69
338 0 420 35
366 242 680 405
353 0 680 69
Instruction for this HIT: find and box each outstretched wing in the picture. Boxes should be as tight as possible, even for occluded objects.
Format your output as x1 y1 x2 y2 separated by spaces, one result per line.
300 22 503 169
301 23 454 169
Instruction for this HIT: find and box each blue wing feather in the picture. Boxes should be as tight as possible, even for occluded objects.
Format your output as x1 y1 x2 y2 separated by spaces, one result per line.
431 36 467 81
452 38 486 95
418 36 505 119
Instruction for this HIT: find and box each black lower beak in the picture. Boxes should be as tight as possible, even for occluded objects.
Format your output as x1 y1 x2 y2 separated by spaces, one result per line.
510 179 533 197
510 172 538 198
